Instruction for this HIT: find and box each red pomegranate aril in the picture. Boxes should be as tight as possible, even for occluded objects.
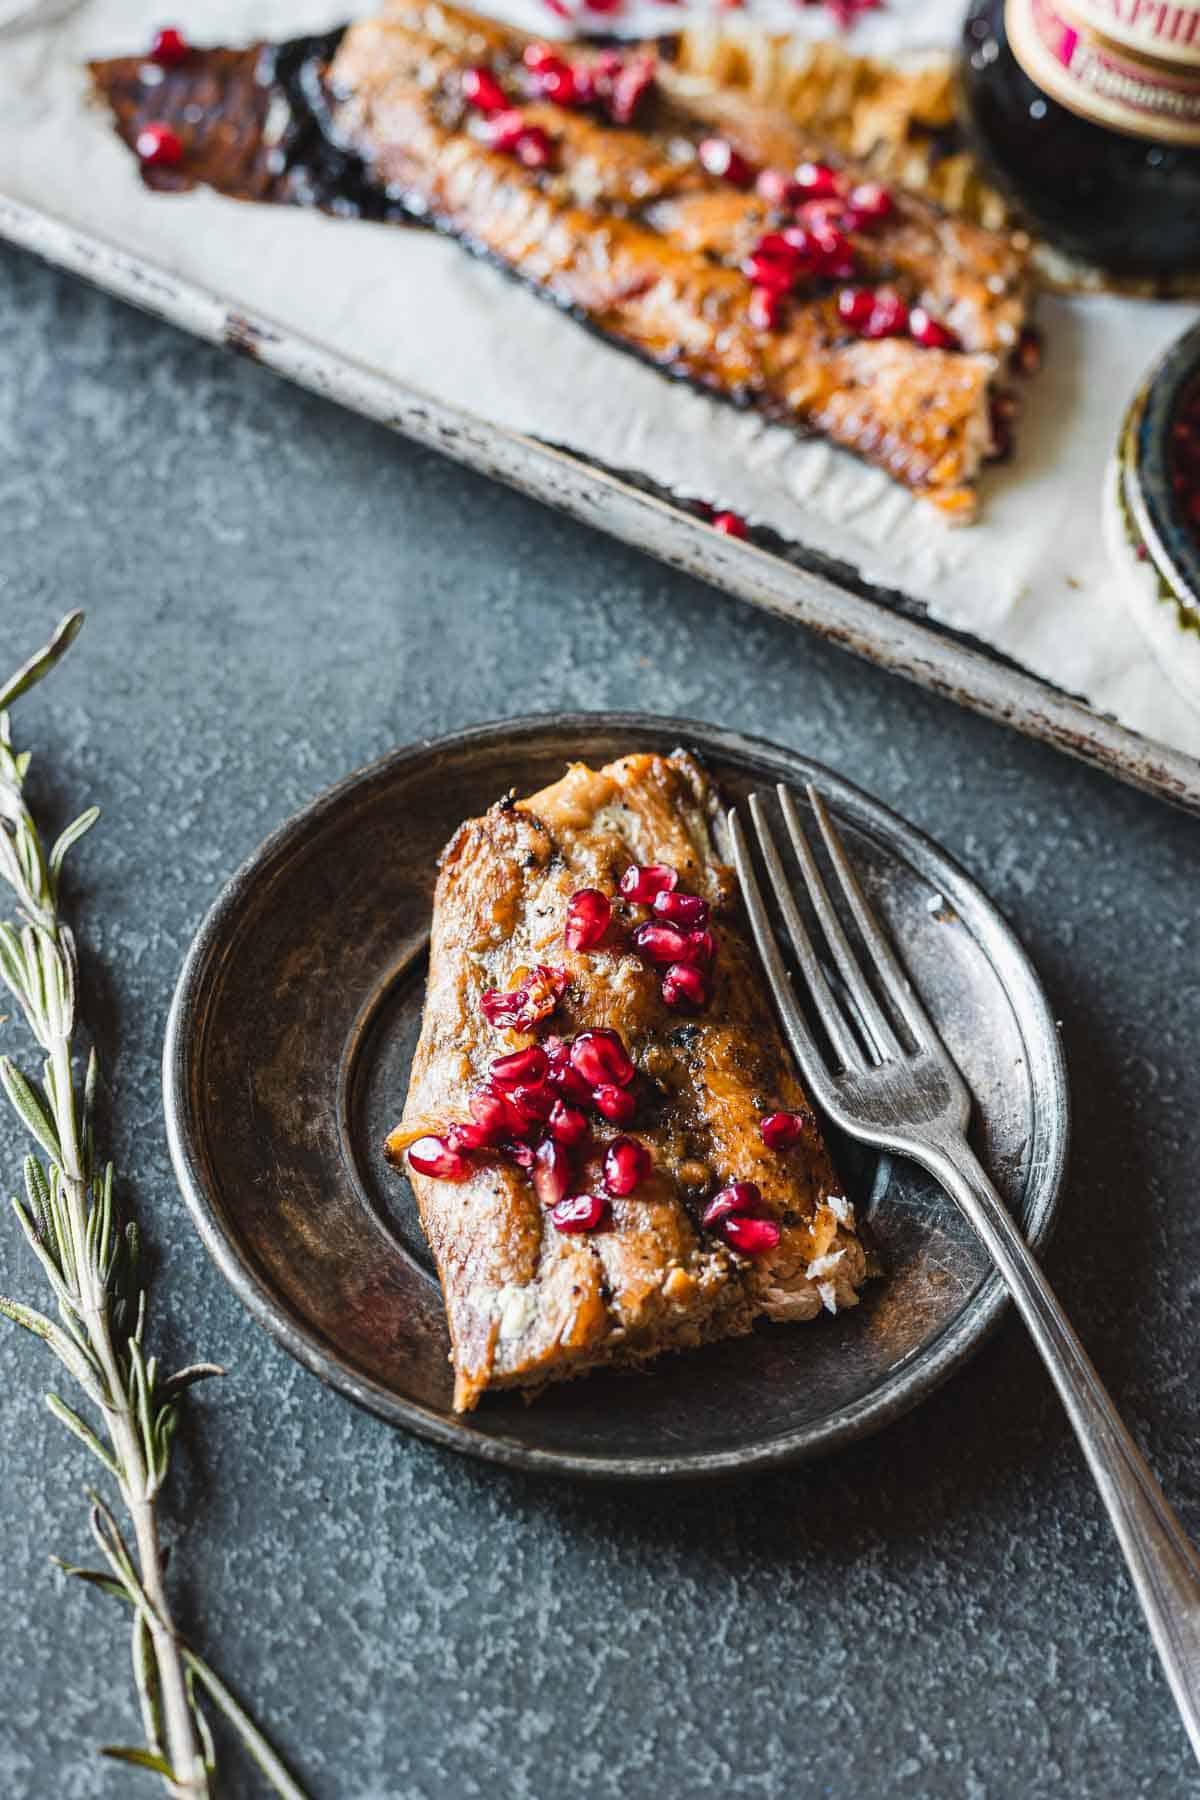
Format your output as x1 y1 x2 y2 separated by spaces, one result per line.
865 292 910 338
548 1098 590 1146
608 53 656 125
533 1137 574 1208
662 962 709 1010
761 1111 805 1150
909 307 960 351
541 0 573 17
515 125 553 168
743 249 800 293
469 1086 512 1139
713 511 748 539
603 1136 651 1196
702 1180 763 1228
462 66 507 112
507 1082 556 1126
748 286 784 332
698 137 755 187
836 286 875 330
619 862 678 903
485 109 529 152
756 167 801 208
446 1120 494 1153
551 1192 610 1233
794 160 839 199
502 1138 537 1170
570 1028 635 1088
593 1083 637 1125
526 51 579 104
136 123 183 168
723 1214 782 1254
632 920 691 966
680 927 717 969
523 41 559 69
564 887 612 951
652 889 709 927
407 1135 471 1181
149 25 189 64
846 181 892 223
490 1045 549 1089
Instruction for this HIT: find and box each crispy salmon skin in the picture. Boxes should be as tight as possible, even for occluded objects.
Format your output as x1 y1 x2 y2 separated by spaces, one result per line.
388 751 865 1412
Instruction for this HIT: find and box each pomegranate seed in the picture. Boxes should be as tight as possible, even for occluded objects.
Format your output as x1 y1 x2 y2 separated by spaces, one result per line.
548 1098 590 1146
662 963 709 1009
541 0 573 16
516 125 553 168
462 66 507 112
748 287 784 332
743 250 799 294
723 1214 781 1253
407 1134 471 1181
586 0 623 11
469 1086 513 1139
136 123 183 169
845 181 892 223
680 927 717 968
593 1083 637 1125
836 286 875 330
571 1028 635 1088
864 292 909 338
756 167 801 208
713 511 748 539
564 887 612 951
909 307 960 351
525 51 579 104
545 1039 594 1105
533 1137 573 1207
652 890 709 927
608 53 656 125
698 137 755 187
523 42 559 70
794 161 839 198
619 863 678 903
551 1193 610 1233
486 109 529 153
604 1136 651 1195
502 1138 537 1170
632 920 691 966
761 1111 804 1149
507 1081 556 1125
149 25 189 64
490 1045 549 1088
784 222 854 278
702 1181 763 1228
447 1120 494 1153
480 964 568 1032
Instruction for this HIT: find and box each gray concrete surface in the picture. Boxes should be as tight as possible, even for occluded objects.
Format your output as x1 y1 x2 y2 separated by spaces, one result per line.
0 240 1198 1800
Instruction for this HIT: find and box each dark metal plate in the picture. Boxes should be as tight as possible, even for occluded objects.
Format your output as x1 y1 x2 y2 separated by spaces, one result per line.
162 715 1069 1480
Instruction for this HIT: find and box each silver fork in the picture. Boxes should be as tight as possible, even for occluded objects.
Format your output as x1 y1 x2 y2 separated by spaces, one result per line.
730 782 1200 1766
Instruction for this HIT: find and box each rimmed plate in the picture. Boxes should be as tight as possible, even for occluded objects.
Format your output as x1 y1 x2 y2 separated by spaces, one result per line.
162 715 1068 1481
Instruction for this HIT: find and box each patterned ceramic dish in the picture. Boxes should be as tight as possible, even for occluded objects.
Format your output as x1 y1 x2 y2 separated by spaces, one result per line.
1106 320 1200 715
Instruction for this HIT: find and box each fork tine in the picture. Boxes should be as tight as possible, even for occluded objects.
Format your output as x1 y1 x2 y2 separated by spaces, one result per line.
806 784 938 1050
776 786 902 1063
727 808 837 1102
745 793 866 1074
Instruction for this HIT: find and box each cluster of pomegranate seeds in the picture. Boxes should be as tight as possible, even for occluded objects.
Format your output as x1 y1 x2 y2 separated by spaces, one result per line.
135 123 183 169
564 887 611 951
515 41 656 127
712 511 748 539
701 1180 781 1253
760 1111 805 1150
148 25 189 65
620 863 717 1011
480 963 568 1032
603 1136 651 1196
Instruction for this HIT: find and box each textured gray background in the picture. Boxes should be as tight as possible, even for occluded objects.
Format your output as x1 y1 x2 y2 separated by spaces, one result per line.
0 238 1198 1800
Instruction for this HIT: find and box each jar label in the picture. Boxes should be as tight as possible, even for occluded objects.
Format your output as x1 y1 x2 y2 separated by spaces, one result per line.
1007 0 1200 140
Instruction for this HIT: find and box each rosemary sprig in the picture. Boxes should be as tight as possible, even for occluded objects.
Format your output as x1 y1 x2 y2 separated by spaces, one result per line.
0 614 309 1799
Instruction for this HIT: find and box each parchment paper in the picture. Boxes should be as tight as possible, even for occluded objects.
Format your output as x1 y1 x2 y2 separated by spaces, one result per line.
2 0 1198 757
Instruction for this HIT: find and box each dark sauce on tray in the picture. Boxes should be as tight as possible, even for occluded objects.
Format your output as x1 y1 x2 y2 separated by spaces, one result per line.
90 29 408 222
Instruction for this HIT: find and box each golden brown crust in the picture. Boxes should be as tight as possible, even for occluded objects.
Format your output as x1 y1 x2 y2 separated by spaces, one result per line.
391 751 865 1411
326 4 1032 514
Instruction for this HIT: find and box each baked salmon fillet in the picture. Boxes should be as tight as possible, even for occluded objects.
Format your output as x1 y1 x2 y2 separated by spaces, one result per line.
90 4 1032 517
386 751 865 1411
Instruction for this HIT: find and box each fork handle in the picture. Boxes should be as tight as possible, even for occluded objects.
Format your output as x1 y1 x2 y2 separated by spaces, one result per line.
922 1132 1200 1763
